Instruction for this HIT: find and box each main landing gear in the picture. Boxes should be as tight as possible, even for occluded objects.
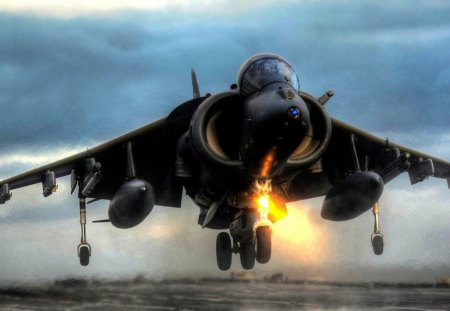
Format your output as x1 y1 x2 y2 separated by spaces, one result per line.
371 201 384 255
216 232 232 271
216 179 273 271
215 226 272 271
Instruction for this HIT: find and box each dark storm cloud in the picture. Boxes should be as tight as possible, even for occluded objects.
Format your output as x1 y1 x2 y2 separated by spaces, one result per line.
0 13 183 149
0 1 449 153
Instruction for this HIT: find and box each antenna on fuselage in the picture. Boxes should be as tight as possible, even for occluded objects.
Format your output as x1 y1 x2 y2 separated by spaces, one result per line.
191 68 200 99
318 90 334 105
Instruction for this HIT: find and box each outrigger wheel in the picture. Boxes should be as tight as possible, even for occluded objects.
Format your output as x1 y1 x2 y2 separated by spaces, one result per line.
371 233 384 255
371 202 384 255
255 226 271 264
78 243 91 266
216 232 232 271
78 197 91 266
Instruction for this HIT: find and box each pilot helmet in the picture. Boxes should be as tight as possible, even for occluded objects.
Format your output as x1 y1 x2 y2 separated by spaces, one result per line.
237 53 300 97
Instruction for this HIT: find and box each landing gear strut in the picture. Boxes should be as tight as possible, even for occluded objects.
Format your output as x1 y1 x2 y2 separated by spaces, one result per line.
77 197 91 266
74 158 101 266
371 201 384 255
253 179 273 264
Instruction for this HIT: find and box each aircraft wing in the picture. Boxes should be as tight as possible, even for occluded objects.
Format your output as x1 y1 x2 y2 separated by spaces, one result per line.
330 118 450 183
0 98 205 207
288 117 450 201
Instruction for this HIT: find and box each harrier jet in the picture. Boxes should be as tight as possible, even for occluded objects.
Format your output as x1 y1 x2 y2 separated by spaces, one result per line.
1 54 449 270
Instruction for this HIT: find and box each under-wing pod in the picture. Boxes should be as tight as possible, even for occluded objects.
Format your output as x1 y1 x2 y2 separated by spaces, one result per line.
0 183 11 204
42 170 57 197
108 179 155 229
408 158 434 185
80 159 102 197
321 171 384 221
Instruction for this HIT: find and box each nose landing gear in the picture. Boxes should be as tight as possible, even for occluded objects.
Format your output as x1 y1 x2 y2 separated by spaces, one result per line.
253 179 273 264
371 201 384 255
255 226 271 264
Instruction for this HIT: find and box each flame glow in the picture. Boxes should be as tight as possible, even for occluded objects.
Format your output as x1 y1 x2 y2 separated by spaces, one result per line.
257 196 269 209
273 203 329 265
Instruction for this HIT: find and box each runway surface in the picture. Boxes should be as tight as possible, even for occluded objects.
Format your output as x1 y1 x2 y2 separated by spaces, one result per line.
0 279 449 310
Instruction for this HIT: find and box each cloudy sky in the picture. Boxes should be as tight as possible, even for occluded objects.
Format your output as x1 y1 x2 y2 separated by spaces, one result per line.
0 0 449 283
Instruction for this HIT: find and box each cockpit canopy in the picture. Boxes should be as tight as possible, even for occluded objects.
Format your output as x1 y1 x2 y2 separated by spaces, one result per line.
237 53 300 97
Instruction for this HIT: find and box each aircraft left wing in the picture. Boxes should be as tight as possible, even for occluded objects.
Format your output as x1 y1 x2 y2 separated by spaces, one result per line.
288 117 450 202
330 118 450 185
0 97 205 207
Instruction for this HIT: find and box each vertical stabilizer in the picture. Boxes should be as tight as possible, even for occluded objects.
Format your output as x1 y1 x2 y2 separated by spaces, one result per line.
191 68 200 99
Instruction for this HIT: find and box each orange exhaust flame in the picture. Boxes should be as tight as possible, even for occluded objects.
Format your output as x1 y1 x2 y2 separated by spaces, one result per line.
257 195 269 209
272 203 329 265
255 195 287 222
257 195 270 219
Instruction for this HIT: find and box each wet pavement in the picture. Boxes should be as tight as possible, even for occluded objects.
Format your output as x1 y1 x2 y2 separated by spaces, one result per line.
0 279 449 310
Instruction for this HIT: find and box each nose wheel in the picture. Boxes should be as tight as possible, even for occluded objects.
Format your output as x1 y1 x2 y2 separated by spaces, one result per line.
371 202 384 255
255 226 271 264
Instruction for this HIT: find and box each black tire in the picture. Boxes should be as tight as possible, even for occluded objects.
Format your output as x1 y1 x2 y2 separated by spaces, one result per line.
239 241 255 270
256 226 271 264
79 246 90 266
216 232 232 271
372 234 384 255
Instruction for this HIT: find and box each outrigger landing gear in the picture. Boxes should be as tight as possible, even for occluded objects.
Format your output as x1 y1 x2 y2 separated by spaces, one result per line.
371 201 384 255
77 197 91 266
73 158 101 266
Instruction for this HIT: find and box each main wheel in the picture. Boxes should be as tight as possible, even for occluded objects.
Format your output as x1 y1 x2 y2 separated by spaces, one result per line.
216 232 232 271
256 226 271 264
371 234 384 255
239 241 255 270
79 245 90 266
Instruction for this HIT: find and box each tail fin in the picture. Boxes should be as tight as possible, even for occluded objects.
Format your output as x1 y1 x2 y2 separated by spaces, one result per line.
191 68 200 99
